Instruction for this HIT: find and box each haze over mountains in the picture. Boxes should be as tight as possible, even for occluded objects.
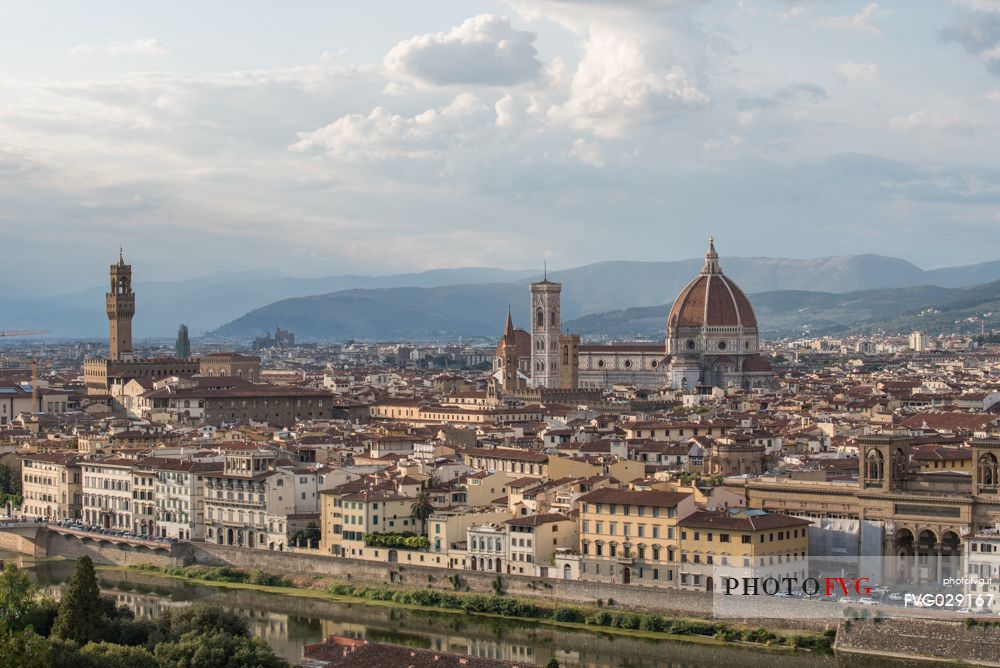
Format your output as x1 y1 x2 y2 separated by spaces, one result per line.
212 255 1000 342
5 254 999 341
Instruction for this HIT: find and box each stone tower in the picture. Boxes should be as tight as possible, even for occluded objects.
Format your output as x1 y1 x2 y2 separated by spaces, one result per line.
489 309 523 400
175 323 191 359
859 434 912 492
529 270 561 388
558 334 579 390
106 248 135 361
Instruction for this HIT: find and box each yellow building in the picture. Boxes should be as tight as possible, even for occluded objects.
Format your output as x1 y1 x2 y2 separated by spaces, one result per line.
677 508 810 592
622 421 729 441
319 483 419 558
20 452 83 520
912 445 972 472
578 487 696 587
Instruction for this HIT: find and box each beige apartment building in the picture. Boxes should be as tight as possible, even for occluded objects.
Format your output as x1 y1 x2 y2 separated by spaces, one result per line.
320 484 418 558
506 513 577 577
81 457 138 530
677 508 811 592
20 452 83 520
578 487 697 587
152 458 223 541
203 449 294 550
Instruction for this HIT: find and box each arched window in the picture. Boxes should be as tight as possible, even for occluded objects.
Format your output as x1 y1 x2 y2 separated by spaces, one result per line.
866 449 884 480
536 309 544 326
979 453 998 487
550 310 557 326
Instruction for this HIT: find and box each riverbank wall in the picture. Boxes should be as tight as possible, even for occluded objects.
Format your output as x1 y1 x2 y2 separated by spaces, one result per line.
28 530 835 630
835 616 1000 666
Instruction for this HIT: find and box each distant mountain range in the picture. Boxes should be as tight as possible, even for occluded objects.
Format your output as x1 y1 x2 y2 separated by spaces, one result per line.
210 257 1000 342
0 267 538 339
564 282 1000 338
5 254 1000 341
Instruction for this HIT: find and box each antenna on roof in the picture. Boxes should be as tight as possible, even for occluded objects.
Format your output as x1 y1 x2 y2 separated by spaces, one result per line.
544 258 547 281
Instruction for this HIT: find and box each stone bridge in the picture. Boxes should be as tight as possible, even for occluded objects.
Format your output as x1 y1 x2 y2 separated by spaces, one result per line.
0 521 47 557
0 522 187 564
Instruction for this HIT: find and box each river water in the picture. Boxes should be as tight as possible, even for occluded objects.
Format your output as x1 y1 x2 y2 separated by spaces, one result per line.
5 552 923 668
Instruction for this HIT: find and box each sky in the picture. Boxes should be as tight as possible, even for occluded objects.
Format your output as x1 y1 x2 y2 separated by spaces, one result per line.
2 0 1000 295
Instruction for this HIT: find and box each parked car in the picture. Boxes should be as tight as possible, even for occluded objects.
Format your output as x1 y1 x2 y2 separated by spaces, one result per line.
858 597 879 606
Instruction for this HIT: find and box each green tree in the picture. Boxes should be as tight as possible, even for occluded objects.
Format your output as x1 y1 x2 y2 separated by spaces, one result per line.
52 556 106 644
154 605 250 642
546 659 560 668
0 462 22 510
0 562 39 632
410 491 434 528
0 629 52 668
154 631 288 668
288 522 320 547
81 641 159 668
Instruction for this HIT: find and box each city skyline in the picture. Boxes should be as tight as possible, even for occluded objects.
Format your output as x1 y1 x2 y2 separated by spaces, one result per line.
2 1 1000 295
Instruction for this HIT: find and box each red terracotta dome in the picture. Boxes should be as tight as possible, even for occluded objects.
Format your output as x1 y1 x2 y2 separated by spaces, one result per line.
667 239 757 329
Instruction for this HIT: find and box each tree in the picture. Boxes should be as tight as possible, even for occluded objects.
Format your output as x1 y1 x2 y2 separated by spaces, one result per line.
154 631 288 668
81 641 160 668
288 522 320 547
546 659 560 668
0 562 39 632
410 491 434 528
0 629 51 668
52 556 106 644
0 462 22 510
154 605 250 642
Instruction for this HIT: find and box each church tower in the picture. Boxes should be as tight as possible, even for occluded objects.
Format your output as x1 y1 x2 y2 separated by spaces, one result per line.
106 248 135 361
529 270 561 388
489 309 524 400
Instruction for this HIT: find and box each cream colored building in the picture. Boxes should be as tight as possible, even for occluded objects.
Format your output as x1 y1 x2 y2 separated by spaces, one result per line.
677 508 810 592
20 452 83 520
578 487 697 587
81 456 137 530
506 513 577 577
203 448 295 550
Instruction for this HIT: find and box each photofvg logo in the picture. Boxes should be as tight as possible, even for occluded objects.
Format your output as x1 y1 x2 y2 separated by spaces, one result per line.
721 576 872 597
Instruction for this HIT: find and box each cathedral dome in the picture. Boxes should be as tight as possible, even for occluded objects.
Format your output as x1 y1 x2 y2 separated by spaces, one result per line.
667 239 757 330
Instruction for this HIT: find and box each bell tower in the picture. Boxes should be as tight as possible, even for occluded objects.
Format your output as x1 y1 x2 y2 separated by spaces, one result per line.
529 265 561 388
859 434 912 492
106 247 135 361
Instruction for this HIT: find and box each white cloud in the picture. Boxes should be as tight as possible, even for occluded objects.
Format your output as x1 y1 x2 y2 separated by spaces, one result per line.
823 4 890 35
569 137 605 167
780 4 806 21
495 93 542 132
703 134 742 153
289 93 491 159
384 15 542 85
71 38 167 58
889 110 979 134
951 0 1000 11
837 62 879 82
548 29 708 137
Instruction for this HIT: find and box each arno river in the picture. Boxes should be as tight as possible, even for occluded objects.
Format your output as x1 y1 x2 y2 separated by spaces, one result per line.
6 553 923 668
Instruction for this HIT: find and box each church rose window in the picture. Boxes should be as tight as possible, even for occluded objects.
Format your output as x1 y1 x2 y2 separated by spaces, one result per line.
686 340 696 349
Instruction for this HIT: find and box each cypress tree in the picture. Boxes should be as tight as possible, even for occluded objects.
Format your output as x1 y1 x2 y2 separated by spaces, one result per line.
52 556 105 644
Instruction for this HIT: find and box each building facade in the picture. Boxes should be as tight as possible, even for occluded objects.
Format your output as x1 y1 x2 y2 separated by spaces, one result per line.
494 240 774 392
578 488 697 587
20 453 82 520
